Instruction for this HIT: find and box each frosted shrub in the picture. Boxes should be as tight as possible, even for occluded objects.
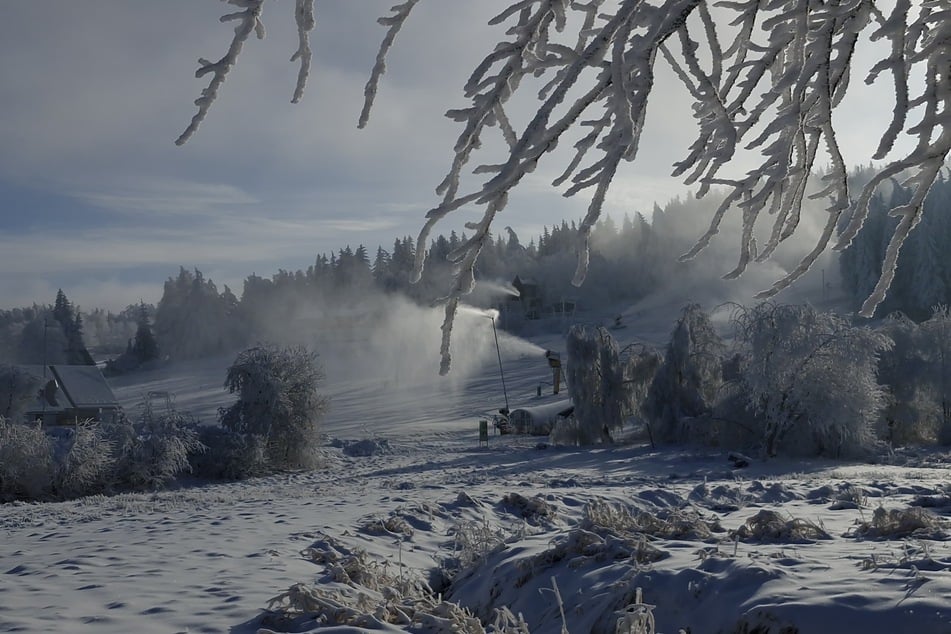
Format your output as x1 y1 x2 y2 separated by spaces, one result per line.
643 304 724 444
566 325 625 444
877 314 935 445
621 345 663 442
53 421 115 498
220 344 327 470
108 410 203 490
190 426 267 480
0 365 41 420
880 308 951 446
729 303 890 458
920 307 951 445
0 417 53 501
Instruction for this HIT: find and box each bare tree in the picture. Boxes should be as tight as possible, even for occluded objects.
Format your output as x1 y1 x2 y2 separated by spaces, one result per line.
178 1 950 372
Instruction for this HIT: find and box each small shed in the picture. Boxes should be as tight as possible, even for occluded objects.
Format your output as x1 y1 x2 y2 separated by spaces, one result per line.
22 365 121 426
509 399 574 435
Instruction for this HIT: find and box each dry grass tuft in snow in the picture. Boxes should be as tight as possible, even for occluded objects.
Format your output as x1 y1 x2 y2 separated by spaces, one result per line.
732 509 831 543
499 492 556 524
360 514 415 538
848 506 948 541
583 499 723 541
277 532 492 631
447 518 512 575
269 531 534 633
518 527 669 585
265 581 488 632
858 541 951 573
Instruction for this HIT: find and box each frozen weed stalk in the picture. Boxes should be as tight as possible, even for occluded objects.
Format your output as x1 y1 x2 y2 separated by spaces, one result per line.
615 587 655 634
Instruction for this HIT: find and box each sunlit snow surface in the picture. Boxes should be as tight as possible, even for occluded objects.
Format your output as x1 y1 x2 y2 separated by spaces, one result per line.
2 305 949 633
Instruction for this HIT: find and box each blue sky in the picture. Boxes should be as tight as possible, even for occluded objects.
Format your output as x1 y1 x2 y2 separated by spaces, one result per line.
0 2 905 312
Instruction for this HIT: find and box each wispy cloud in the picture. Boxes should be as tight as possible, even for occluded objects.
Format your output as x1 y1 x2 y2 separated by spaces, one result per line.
73 180 259 216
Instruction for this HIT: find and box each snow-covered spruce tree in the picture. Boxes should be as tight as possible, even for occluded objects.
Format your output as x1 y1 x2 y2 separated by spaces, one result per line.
132 301 159 364
730 302 890 458
643 304 724 444
179 2 950 373
219 344 327 470
565 325 625 444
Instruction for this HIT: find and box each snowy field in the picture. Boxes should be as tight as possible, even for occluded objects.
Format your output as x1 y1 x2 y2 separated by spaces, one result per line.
2 309 950 633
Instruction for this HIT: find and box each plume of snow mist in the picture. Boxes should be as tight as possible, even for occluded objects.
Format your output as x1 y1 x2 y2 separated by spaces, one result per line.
473 279 521 299
457 304 500 322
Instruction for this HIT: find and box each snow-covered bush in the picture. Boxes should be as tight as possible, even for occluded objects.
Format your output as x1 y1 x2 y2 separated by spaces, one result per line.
565 325 625 444
920 307 951 445
108 409 203 490
52 422 115 498
0 417 53 501
0 407 201 500
643 304 724 444
0 364 41 420
620 344 662 430
190 425 267 480
877 314 935 445
879 307 951 446
220 344 327 470
729 303 890 458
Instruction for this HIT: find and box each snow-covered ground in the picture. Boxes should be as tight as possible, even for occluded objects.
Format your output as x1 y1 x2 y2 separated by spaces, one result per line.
2 307 950 633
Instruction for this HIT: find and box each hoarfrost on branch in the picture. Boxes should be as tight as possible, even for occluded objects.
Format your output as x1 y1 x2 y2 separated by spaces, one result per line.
178 0 951 373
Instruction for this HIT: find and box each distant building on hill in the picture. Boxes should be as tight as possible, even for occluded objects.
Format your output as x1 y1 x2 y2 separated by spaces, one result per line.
21 365 121 426
497 275 545 328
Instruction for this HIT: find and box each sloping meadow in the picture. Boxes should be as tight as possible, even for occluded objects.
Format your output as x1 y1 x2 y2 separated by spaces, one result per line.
259 443 951 634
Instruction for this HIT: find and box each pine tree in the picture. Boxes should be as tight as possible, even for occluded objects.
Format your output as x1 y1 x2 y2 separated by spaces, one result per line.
132 302 159 363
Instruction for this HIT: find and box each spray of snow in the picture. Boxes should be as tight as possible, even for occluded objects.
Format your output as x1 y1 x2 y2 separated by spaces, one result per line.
473 280 520 298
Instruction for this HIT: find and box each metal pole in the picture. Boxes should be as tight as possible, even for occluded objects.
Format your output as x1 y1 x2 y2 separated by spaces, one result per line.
490 317 509 412
42 318 48 378
41 318 48 424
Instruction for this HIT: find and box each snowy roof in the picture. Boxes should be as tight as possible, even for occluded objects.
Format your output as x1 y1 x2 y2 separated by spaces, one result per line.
50 365 119 409
21 364 119 412
510 399 573 422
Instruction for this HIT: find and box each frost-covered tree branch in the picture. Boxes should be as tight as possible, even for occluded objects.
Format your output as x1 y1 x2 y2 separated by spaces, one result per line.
179 0 951 372
176 0 315 145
